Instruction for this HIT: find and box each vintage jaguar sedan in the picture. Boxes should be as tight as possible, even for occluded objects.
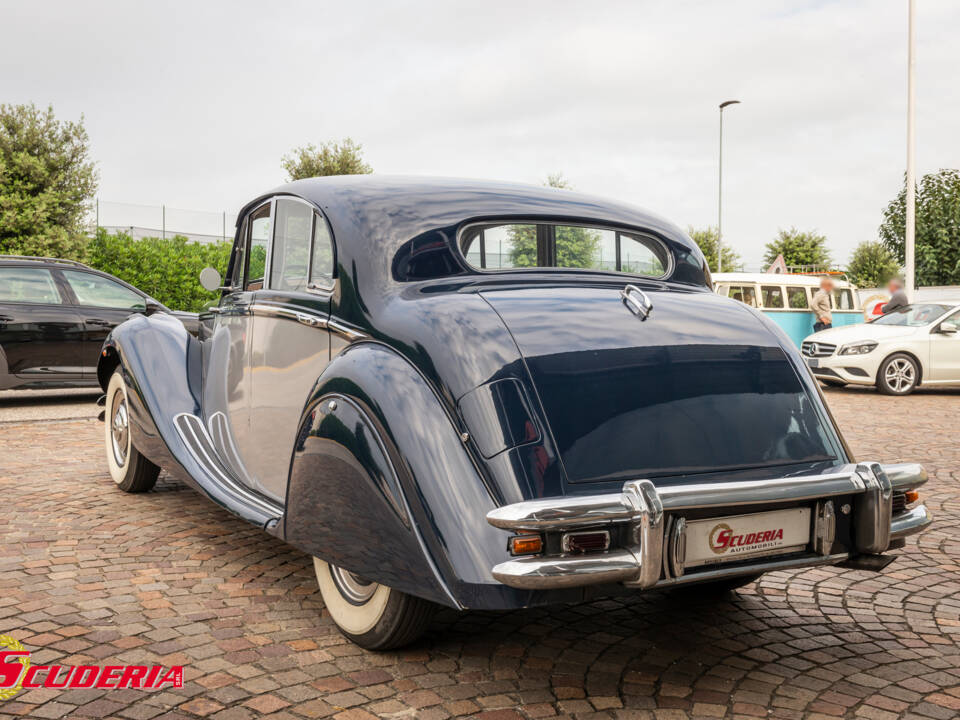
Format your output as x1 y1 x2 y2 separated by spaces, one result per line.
97 176 932 649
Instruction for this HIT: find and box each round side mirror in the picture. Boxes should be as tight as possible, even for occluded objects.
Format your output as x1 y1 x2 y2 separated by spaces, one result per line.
199 267 223 292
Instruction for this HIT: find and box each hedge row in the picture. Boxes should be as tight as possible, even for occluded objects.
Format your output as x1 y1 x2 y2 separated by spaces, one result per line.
86 229 231 312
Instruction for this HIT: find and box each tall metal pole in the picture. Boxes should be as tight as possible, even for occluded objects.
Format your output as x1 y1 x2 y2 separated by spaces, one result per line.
717 100 740 273
905 0 916 301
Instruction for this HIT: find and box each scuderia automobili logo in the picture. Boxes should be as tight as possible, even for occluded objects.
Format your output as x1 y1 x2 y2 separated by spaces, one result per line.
709 521 785 556
0 635 183 700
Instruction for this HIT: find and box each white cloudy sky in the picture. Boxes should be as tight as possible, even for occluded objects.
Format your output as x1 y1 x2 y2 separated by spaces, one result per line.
4 0 959 266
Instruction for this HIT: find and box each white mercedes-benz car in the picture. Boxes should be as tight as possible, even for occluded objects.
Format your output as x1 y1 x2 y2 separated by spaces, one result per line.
801 300 960 395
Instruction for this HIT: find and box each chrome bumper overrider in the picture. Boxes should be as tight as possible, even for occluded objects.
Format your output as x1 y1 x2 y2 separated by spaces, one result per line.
486 463 932 590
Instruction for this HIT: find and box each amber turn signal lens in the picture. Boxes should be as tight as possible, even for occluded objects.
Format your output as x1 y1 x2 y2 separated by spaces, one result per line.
509 535 543 556
904 490 920 504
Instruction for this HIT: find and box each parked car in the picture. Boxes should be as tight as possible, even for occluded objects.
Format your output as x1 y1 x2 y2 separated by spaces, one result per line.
97 177 931 649
802 300 960 394
0 256 199 391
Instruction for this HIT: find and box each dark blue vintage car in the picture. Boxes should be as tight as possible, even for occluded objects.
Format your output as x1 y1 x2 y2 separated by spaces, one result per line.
98 177 932 649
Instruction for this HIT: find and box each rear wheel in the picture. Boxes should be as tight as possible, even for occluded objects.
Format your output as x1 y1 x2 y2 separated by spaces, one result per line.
877 353 919 395
313 557 437 650
105 370 159 493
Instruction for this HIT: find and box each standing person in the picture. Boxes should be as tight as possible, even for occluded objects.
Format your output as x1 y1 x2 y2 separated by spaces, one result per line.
811 277 834 332
883 277 908 314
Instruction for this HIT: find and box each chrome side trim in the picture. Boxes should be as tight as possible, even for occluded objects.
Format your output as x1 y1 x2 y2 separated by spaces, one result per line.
174 413 283 519
248 302 368 342
890 504 932 540
327 319 368 342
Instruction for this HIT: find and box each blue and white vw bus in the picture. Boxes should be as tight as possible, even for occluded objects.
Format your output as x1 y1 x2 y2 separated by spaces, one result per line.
713 273 863 347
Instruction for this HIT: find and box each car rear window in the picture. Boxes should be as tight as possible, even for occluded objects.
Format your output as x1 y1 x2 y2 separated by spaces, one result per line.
0 267 61 304
459 222 669 278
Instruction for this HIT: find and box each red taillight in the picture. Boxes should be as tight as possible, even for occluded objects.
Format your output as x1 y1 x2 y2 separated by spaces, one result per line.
561 530 610 554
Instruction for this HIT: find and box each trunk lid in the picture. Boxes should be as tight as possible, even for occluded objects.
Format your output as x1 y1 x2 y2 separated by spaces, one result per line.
481 286 839 484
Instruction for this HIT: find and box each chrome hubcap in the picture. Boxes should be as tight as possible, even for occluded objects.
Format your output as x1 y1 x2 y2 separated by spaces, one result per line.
111 391 129 466
885 358 915 392
329 565 377 605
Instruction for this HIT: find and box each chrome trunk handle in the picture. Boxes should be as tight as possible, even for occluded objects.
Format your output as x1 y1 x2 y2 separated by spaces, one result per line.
620 284 652 320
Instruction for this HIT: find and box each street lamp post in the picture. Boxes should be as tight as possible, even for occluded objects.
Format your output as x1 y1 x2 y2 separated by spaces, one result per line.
717 100 740 273
905 0 916 301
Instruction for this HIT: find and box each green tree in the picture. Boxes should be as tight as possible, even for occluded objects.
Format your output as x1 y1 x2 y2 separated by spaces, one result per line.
507 174 600 268
687 226 740 272
0 103 98 259
879 169 960 286
281 138 373 180
846 241 900 289
763 228 831 269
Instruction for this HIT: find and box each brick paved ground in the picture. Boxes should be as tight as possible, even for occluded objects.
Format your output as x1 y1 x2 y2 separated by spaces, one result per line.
1 387 958 720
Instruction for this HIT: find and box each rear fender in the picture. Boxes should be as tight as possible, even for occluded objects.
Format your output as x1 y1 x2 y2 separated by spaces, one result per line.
285 343 546 609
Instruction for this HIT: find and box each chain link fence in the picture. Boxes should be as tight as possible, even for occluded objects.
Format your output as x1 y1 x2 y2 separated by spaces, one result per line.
92 199 238 245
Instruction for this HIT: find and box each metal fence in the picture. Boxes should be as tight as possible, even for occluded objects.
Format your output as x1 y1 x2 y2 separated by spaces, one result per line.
92 199 238 245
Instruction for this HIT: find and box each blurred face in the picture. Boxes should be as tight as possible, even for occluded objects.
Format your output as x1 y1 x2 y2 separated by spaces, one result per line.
821 279 834 292
888 278 902 293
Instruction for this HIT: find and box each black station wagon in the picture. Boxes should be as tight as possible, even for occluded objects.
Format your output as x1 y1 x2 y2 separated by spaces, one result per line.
97 177 932 649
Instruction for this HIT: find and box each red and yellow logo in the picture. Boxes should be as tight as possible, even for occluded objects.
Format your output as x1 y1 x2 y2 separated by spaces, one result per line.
0 636 182 700
709 522 785 555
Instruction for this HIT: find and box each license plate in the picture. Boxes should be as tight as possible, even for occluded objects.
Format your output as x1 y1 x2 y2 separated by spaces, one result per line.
684 507 811 568
806 358 819 368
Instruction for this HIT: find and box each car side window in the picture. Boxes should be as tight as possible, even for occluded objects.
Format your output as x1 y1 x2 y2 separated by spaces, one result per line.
0 267 62 304
310 212 334 287
761 285 784 309
247 203 271 291
61 270 145 310
230 217 249 288
270 199 312 292
786 286 808 308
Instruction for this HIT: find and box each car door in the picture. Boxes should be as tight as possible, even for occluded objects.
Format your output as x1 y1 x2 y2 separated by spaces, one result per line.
0 265 85 385
56 269 147 377
929 309 960 382
202 201 271 489
245 197 334 504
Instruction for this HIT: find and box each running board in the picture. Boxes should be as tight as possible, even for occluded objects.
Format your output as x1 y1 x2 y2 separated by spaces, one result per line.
173 413 283 530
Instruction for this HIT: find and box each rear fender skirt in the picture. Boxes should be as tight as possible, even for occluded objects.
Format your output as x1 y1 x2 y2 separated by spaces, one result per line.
285 343 545 609
97 313 281 529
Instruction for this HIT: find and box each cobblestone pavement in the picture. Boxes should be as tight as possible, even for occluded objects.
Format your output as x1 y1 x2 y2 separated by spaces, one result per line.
0 389 101 424
1 387 958 720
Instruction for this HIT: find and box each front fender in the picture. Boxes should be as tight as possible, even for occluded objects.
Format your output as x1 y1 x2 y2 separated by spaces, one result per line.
285 343 585 610
98 313 279 529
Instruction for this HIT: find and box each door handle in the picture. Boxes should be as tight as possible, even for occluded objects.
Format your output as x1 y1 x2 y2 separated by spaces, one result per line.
85 319 114 327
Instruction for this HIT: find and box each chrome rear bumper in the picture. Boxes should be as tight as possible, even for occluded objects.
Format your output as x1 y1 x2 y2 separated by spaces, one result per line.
486 462 931 590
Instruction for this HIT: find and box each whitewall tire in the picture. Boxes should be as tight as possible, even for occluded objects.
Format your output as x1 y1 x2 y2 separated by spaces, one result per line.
313 557 437 650
105 370 160 493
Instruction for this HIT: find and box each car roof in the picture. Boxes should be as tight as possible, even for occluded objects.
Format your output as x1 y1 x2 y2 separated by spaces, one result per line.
237 175 705 283
0 255 93 269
